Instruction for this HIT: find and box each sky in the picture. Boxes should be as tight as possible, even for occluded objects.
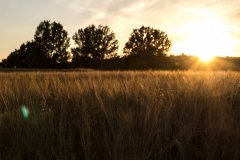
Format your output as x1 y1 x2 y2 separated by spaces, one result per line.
1 0 240 61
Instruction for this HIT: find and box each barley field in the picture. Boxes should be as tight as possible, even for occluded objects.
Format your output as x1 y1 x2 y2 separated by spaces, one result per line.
0 71 240 160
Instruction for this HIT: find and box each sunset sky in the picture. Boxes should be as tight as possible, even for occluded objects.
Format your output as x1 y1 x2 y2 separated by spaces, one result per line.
1 0 240 61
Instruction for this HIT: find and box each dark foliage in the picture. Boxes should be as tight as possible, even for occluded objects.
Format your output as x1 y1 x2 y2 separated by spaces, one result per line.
34 20 70 65
72 24 118 68
123 26 172 57
2 20 70 68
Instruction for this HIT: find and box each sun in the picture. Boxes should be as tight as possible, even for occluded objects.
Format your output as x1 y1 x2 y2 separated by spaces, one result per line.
198 54 215 63
172 10 236 60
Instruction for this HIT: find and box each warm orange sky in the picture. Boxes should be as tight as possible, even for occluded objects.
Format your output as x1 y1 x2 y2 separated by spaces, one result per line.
1 0 240 61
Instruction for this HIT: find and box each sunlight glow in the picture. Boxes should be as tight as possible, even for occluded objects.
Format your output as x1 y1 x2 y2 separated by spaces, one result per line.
198 54 215 63
172 10 236 59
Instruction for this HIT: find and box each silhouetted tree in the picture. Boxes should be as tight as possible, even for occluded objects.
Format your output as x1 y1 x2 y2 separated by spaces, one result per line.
2 42 31 68
1 41 49 68
72 25 118 67
3 20 70 68
17 42 31 67
27 41 50 68
2 50 19 68
124 26 171 57
34 20 70 66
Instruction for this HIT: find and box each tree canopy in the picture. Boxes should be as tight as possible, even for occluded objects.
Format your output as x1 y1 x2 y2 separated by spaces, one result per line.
34 20 70 64
123 26 171 57
72 24 118 63
2 20 70 68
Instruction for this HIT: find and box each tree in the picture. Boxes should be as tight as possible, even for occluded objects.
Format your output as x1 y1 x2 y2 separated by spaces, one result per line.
34 20 70 65
2 20 70 68
2 50 20 68
1 41 50 68
123 26 171 57
72 25 118 64
2 41 32 68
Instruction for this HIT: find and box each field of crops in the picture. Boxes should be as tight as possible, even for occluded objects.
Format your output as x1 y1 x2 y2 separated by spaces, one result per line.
0 71 240 160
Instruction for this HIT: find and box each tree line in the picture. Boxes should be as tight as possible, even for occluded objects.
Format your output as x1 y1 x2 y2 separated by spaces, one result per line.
0 20 172 69
1 20 240 70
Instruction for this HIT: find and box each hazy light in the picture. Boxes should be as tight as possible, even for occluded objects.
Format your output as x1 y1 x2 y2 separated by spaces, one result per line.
171 9 237 58
199 55 215 63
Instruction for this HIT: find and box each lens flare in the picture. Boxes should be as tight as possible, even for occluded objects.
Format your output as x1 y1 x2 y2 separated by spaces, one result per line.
21 105 29 119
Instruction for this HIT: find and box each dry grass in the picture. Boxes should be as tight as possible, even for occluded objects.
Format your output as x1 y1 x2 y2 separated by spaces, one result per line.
0 71 240 160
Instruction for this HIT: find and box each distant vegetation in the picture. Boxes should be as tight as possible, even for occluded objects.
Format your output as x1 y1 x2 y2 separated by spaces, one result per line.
0 71 240 159
1 20 240 70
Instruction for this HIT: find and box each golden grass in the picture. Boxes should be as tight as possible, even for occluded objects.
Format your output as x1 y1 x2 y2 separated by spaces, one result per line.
0 71 240 160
